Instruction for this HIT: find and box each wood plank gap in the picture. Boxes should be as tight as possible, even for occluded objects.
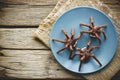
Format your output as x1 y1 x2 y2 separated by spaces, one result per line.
0 3 55 8
0 26 38 28
0 0 57 6
0 47 50 50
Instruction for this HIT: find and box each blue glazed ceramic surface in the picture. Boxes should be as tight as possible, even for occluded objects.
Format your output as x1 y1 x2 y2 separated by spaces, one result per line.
50 7 118 74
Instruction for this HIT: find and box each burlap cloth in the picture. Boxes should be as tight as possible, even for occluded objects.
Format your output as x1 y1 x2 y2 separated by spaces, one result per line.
34 0 120 80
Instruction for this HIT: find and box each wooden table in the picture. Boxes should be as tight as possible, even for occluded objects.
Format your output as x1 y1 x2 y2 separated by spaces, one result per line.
0 0 120 79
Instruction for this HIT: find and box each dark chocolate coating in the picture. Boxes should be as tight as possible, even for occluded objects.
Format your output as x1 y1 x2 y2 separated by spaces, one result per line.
52 27 81 59
80 16 107 42
71 38 102 71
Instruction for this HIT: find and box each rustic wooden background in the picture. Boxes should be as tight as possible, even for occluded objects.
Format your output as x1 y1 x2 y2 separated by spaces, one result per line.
0 0 120 79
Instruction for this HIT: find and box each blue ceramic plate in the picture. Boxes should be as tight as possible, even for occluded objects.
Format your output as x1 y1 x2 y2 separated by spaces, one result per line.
50 7 118 74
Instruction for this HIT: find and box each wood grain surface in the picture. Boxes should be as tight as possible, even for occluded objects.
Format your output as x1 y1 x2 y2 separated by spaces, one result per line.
0 0 119 26
0 28 47 49
0 0 120 79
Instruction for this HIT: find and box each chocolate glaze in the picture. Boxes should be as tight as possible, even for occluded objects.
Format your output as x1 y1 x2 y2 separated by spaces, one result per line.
52 27 81 59
80 16 107 42
71 38 102 71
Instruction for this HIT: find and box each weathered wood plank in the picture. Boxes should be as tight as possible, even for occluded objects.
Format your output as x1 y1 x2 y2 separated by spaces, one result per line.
0 6 54 26
100 0 120 12
106 4 120 10
5 70 49 79
0 50 83 79
0 28 48 49
2 49 119 79
0 0 119 26
0 50 51 78
101 0 120 4
0 0 57 5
